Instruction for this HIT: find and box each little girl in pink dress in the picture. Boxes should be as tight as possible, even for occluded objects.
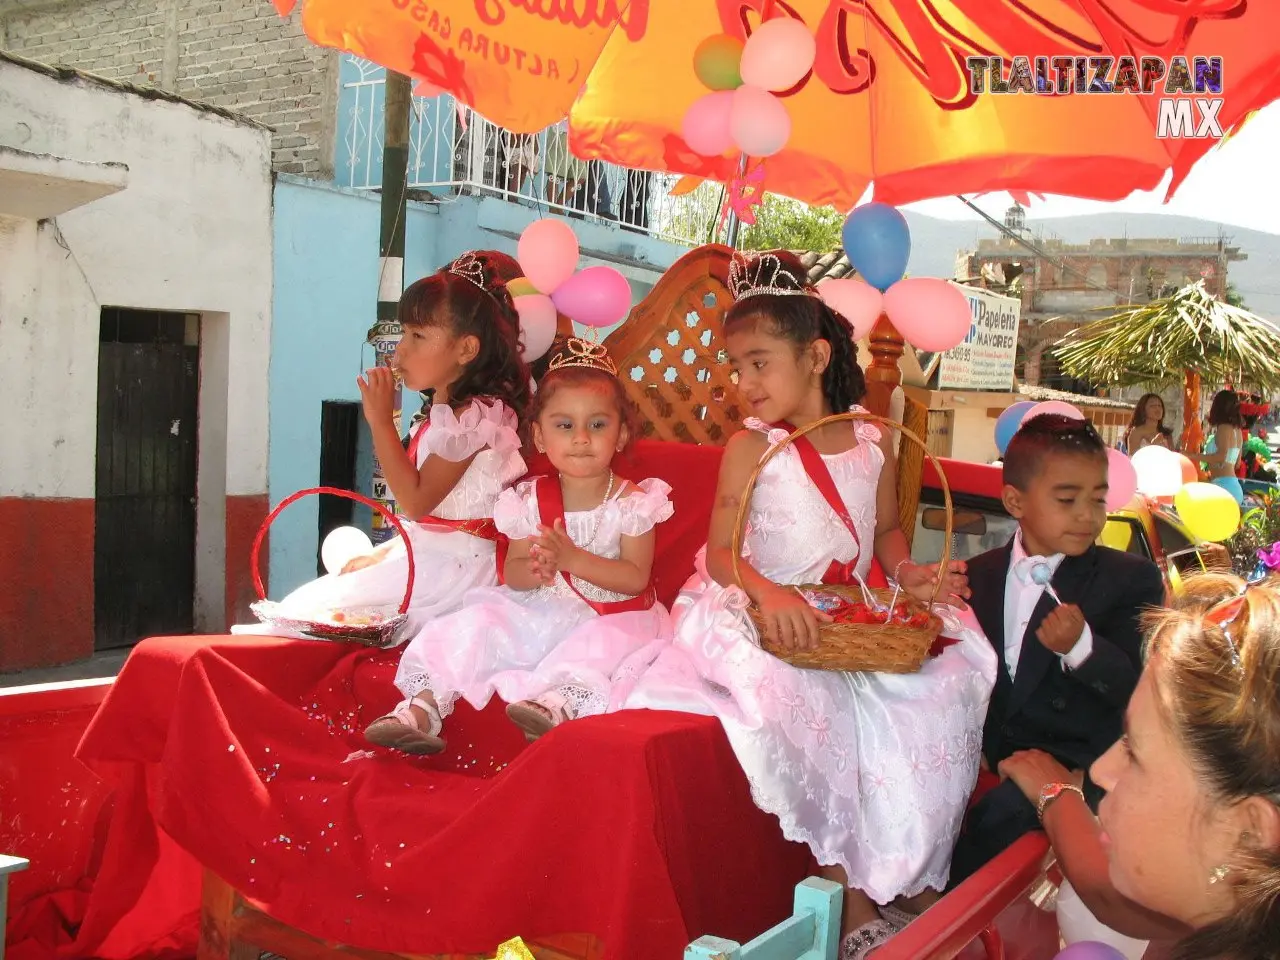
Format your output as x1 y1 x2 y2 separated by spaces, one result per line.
365 340 674 753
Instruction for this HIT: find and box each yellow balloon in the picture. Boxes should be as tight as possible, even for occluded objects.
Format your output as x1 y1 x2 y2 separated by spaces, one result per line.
1173 482 1242 542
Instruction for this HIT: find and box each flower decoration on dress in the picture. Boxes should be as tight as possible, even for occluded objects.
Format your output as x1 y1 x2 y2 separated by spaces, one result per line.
728 250 817 302
446 251 490 293
546 337 618 376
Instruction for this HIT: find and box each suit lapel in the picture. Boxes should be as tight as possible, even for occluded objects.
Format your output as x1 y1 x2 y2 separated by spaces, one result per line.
971 542 1012 678
1009 549 1098 713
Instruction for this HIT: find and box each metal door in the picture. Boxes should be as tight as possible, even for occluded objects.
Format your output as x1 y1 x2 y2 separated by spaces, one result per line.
94 309 199 649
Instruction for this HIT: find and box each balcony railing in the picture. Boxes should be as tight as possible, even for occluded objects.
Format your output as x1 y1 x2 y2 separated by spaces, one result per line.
337 57 721 247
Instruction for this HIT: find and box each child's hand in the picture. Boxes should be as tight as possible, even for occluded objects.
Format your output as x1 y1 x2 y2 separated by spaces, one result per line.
898 560 971 609
1036 603 1086 655
527 547 558 586
531 520 583 576
340 554 380 575
356 366 398 425
757 585 831 652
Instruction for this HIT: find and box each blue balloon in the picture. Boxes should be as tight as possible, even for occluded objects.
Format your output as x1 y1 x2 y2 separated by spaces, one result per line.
1054 943 1127 960
995 401 1036 455
841 203 911 291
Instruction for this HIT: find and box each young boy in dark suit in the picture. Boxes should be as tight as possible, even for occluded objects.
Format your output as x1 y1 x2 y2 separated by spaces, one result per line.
947 414 1165 885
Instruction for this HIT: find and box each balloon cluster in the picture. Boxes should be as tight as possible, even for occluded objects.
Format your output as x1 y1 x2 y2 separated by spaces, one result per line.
994 401 1138 513
1131 445 1241 541
993 400 1242 542
509 219 632 361
683 18 815 159
820 202 971 350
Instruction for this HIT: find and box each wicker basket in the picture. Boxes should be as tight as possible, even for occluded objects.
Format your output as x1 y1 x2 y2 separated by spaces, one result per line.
730 412 954 673
249 487 415 648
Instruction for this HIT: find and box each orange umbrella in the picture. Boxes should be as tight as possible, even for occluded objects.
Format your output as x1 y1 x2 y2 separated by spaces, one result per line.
277 0 1280 209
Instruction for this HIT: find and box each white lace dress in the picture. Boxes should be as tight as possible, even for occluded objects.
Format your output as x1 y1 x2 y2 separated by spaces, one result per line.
622 415 997 902
233 399 526 641
394 478 675 719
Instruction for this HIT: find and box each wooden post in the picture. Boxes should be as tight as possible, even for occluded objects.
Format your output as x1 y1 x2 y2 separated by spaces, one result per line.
864 312 905 419
1181 369 1204 455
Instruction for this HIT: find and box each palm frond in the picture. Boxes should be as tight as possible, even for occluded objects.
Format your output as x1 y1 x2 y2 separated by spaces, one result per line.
1055 281 1280 391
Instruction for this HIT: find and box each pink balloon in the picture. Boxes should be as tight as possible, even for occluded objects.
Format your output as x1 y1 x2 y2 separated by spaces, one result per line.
682 90 736 157
730 84 791 157
1020 400 1086 425
740 17 816 92
882 277 971 352
817 278 883 341
1105 447 1139 511
412 78 445 98
551 266 632 328
512 294 558 361
517 219 579 295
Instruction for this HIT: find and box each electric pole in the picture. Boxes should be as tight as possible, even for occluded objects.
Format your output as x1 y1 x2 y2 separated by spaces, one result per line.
366 69 412 544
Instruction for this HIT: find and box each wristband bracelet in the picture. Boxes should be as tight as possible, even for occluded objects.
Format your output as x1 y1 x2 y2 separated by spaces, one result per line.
891 558 910 584
1037 782 1085 821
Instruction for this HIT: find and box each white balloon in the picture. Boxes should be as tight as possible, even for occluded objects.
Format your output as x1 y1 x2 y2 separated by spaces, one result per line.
1132 445 1183 498
321 525 374 575
739 17 817 92
729 84 792 157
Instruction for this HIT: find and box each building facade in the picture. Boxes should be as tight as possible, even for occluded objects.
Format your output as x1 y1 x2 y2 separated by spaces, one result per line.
958 203 1246 393
2 2 699 605
0 51 272 671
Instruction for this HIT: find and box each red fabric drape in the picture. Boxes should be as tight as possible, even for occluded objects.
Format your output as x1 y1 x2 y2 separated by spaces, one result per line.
13 439 815 959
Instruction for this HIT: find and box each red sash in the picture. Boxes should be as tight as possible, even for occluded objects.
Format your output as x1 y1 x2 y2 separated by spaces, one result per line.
772 422 957 658
406 420 427 465
534 475 658 616
773 422 864 587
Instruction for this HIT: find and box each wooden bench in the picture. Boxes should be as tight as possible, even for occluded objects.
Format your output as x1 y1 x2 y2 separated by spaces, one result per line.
685 878 843 960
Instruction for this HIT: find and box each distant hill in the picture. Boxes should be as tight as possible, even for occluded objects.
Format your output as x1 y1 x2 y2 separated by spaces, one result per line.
901 210 1280 320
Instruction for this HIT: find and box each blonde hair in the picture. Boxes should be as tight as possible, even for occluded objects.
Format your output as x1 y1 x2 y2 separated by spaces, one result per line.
1145 573 1280 960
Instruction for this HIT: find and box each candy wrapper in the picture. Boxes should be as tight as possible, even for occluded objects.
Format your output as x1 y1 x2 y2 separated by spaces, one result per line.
797 588 846 613
249 600 407 648
796 589 933 629
486 938 534 960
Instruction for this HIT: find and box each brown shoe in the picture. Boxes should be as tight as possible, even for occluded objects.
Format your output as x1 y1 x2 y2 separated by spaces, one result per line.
364 700 445 755
505 695 571 742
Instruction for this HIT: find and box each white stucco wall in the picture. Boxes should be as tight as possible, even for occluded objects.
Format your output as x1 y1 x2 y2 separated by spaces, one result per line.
0 56 272 629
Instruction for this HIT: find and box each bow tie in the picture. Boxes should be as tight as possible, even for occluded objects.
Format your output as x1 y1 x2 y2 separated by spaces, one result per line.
1014 556 1064 604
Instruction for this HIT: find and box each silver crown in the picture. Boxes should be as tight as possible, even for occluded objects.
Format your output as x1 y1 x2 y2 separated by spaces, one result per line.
727 251 816 302
446 251 489 292
547 337 618 376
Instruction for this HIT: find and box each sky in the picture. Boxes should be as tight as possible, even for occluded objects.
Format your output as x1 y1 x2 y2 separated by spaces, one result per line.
903 103 1280 235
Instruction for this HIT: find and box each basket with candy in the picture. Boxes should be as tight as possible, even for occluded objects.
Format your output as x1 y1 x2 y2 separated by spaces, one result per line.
247 487 414 648
731 412 952 673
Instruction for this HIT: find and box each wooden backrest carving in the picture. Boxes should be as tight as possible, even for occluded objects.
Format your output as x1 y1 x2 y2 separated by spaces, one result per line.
603 244 740 446
603 243 921 535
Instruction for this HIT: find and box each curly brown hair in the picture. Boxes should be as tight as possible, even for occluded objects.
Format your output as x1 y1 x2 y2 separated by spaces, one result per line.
398 254 532 428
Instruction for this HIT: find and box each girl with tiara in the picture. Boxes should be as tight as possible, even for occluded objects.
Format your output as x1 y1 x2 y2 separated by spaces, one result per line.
234 252 530 640
624 251 997 958
364 338 675 753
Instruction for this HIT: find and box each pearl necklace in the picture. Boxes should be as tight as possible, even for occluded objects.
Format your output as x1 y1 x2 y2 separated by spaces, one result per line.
573 471 615 550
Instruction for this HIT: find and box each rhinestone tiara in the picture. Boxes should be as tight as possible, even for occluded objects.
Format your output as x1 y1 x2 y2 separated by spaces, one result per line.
727 250 817 302
446 251 490 293
546 337 618 376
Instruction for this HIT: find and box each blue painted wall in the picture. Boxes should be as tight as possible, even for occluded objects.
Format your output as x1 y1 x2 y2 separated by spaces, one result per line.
268 175 686 595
